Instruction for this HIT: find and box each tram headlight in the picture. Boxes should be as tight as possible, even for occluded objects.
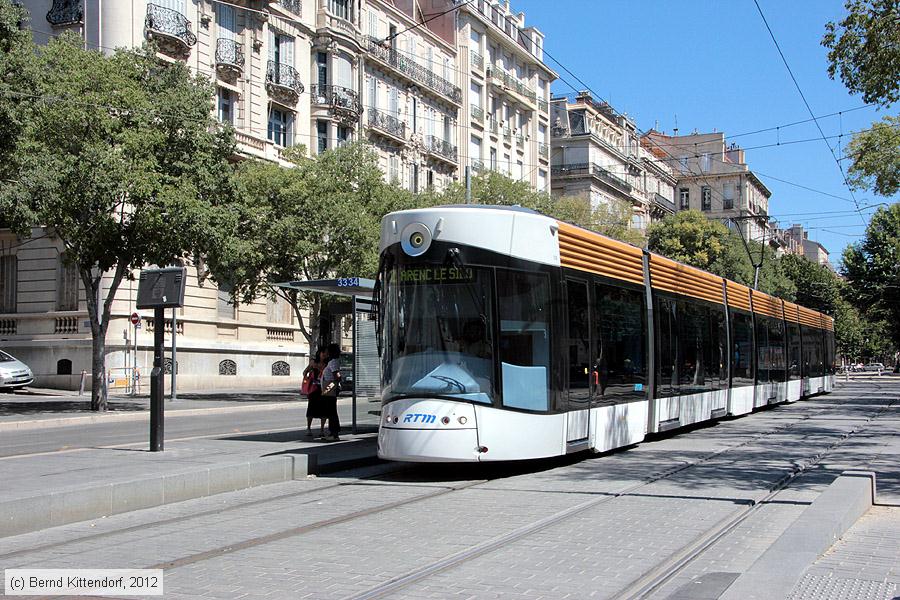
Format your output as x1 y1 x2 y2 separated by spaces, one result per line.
441 416 450 425
401 223 432 257
458 416 467 425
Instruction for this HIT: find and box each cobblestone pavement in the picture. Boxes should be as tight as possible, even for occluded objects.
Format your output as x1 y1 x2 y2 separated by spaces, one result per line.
0 380 897 600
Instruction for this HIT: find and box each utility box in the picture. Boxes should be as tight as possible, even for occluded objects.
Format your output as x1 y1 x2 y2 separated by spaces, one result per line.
136 267 187 309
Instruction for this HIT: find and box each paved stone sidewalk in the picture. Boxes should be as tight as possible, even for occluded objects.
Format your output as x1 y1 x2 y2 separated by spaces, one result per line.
787 506 900 600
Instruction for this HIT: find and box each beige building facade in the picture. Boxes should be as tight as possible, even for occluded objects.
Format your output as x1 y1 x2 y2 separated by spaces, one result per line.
643 130 777 246
4 0 555 390
550 92 677 232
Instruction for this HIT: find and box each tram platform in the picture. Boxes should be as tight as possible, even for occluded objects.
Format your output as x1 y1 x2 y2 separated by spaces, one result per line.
0 425 382 539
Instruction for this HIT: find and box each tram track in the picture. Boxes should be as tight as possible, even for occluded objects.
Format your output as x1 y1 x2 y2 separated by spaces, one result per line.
346 384 894 600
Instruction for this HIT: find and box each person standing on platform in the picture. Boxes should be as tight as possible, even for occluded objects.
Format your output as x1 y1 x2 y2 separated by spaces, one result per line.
321 343 343 441
302 348 327 438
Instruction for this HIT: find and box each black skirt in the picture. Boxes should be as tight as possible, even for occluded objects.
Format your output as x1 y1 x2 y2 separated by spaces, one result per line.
306 389 326 419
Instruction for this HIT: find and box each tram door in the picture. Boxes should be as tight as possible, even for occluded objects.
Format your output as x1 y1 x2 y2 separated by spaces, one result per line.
565 279 592 444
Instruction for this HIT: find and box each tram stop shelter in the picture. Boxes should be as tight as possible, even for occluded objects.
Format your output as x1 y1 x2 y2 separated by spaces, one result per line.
275 278 380 433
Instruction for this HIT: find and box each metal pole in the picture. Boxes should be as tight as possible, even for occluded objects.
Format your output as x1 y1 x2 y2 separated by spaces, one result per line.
150 307 165 452
351 294 358 434
133 322 139 396
171 308 177 402
465 166 472 204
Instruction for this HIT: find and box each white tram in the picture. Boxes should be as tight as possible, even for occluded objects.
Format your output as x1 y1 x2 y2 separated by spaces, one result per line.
375 206 835 462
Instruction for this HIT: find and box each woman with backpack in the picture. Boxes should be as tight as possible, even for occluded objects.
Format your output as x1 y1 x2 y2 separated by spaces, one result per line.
301 348 327 438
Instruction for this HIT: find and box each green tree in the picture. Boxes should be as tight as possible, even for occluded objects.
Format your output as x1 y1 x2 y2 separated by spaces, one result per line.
822 0 900 107
0 0 37 227
647 211 796 298
1 35 237 410
844 115 900 196
822 0 900 197
779 253 843 314
841 203 900 348
551 194 646 247
212 142 417 350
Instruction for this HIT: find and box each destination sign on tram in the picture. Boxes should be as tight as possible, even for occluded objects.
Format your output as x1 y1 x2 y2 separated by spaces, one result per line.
399 266 474 285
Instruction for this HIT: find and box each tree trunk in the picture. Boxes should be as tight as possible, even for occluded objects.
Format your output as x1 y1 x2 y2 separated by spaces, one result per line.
90 331 108 411
81 263 127 412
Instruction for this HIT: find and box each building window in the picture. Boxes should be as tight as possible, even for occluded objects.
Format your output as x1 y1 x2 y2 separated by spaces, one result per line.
57 253 79 311
217 282 237 319
426 169 434 189
701 152 711 172
679 188 690 209
489 147 497 170
537 169 547 192
337 125 351 146
389 154 400 183
217 88 234 125
329 0 353 21
267 295 292 324
679 156 688 172
317 52 328 88
268 108 292 147
0 255 17 313
317 120 328 154
410 163 419 193
723 183 735 210
411 98 417 133
701 186 712 211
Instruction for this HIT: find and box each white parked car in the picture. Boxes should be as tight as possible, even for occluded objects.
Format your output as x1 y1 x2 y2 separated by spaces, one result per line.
0 350 34 390
863 362 885 372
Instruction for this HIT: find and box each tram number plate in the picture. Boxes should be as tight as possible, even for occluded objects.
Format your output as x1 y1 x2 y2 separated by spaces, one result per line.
399 266 474 285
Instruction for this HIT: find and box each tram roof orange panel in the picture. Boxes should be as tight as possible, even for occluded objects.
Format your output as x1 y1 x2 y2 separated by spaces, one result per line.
649 254 724 304
751 289 784 319
725 280 752 312
557 222 644 286
782 301 801 323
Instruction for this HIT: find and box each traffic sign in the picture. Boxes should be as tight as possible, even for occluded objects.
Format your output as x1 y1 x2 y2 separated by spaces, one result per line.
130 312 141 326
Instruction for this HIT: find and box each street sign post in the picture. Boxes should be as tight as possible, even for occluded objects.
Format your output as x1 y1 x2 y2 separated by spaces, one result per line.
136 267 187 452
130 312 140 326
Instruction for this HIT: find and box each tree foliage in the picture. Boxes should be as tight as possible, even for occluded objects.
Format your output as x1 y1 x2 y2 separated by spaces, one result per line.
822 0 900 107
0 34 237 410
841 203 900 348
211 142 417 349
844 115 900 196
647 211 796 298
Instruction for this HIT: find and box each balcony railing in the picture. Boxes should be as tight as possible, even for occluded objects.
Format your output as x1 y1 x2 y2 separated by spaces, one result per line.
470 50 484 71
538 142 549 159
266 61 304 104
538 98 548 113
471 104 485 121
425 135 458 163
0 318 16 336
488 117 499 135
278 0 301 15
502 126 512 142
551 162 633 195
365 37 462 104
47 0 83 26
551 125 569 138
471 159 485 172
515 133 525 147
55 316 78 335
311 85 361 116
145 4 197 57
215 38 244 76
368 108 406 140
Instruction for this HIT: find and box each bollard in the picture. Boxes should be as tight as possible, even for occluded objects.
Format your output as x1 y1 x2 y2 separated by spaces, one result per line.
78 370 86 396
845 369 850 382
878 368 882 377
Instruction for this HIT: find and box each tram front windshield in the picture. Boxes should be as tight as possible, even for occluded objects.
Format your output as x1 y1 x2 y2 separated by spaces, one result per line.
380 261 495 404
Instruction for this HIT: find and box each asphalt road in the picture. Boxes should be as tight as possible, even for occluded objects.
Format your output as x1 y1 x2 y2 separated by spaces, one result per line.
0 400 380 458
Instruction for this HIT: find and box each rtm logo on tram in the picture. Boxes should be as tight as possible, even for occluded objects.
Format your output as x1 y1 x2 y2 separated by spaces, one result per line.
403 413 437 424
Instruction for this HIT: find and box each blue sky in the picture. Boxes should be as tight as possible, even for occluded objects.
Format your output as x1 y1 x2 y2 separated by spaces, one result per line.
515 0 899 264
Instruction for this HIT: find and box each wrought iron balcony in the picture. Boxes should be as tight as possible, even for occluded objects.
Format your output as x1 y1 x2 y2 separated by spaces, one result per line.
311 85 361 118
215 38 244 77
551 125 569 138
47 0 83 26
278 0 301 15
652 192 676 214
365 37 462 104
502 125 512 142
368 108 406 140
538 98 548 113
488 117 499 135
471 104 485 121
551 162 633 195
515 133 525 147
425 135 458 163
266 60 304 104
470 50 484 71
145 4 197 58
471 159 485 172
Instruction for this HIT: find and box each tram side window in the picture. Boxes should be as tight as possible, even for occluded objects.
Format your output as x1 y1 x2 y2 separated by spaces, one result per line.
730 310 754 387
497 270 551 411
801 325 824 378
786 322 801 380
768 317 786 382
825 331 836 374
566 280 591 406
655 296 678 397
710 305 728 388
677 299 718 392
594 283 646 403
756 315 771 384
